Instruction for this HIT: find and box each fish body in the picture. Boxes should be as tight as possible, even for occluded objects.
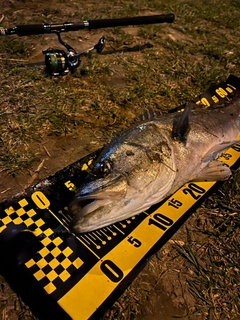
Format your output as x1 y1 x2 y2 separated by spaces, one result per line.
69 98 240 233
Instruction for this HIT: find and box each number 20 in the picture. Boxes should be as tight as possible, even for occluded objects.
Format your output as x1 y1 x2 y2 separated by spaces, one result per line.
182 183 206 200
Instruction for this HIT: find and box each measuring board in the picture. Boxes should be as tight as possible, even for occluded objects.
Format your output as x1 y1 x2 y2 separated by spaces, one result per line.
0 75 239 320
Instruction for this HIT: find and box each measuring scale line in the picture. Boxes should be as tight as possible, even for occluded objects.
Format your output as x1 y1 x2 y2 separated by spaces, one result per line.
76 235 101 259
58 210 71 222
112 225 125 235
60 217 70 226
89 233 97 240
89 233 107 245
101 229 112 240
79 235 91 245
84 234 99 247
119 222 127 228
48 208 70 231
106 227 117 237
62 214 71 222
92 231 108 245
73 219 133 259
96 231 111 243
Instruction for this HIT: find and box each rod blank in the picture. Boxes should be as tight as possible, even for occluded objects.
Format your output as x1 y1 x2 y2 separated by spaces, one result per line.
88 14 175 29
0 14 175 37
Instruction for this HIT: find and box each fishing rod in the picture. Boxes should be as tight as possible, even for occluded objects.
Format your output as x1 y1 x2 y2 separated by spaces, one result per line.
0 13 175 76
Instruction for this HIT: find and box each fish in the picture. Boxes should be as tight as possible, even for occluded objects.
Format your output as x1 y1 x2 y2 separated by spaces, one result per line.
68 95 240 233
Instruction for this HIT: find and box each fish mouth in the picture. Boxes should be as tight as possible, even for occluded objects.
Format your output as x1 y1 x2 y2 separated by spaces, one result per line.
68 196 116 233
69 195 113 217
68 176 128 233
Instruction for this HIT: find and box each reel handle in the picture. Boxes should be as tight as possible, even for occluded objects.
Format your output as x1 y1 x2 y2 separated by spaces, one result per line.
1 14 175 37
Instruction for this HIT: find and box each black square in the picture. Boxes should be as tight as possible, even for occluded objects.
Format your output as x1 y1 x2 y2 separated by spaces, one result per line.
31 214 40 222
28 224 37 231
10 212 18 220
21 213 29 221
55 265 64 275
58 243 67 251
28 264 40 274
68 253 75 262
39 276 50 287
67 264 77 274
0 211 7 219
34 254 42 262
56 253 65 262
53 277 63 288
45 253 54 262
42 264 52 274
46 242 56 251
40 223 48 232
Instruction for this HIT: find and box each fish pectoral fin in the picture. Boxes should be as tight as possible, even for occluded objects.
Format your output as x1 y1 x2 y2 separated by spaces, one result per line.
202 141 239 162
194 160 232 181
172 103 194 143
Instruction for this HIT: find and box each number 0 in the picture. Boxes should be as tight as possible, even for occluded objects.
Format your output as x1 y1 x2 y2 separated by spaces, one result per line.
100 260 124 283
31 191 50 209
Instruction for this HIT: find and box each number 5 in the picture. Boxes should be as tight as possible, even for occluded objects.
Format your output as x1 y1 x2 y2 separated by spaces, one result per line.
127 236 141 248
65 180 76 192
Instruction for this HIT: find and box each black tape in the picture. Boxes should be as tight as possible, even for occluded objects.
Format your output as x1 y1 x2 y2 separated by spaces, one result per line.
226 74 240 89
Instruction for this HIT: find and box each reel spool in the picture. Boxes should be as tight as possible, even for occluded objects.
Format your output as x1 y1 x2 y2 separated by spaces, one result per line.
43 48 79 76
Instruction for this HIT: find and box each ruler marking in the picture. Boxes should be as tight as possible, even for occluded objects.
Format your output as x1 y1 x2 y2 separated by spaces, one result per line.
89 233 96 240
113 225 125 235
106 227 117 236
119 222 127 228
47 208 69 231
101 229 112 240
80 235 90 245
92 232 107 244
76 236 100 259
85 234 98 247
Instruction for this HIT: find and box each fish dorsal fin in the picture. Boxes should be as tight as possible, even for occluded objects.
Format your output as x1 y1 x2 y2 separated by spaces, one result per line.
194 160 231 181
202 141 240 162
141 108 162 121
172 103 194 143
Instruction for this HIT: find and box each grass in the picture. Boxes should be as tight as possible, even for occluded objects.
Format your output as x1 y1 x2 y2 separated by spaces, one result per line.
174 170 240 320
0 0 240 319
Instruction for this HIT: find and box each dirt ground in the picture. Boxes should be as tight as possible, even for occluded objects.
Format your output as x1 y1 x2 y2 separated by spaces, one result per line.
0 0 239 319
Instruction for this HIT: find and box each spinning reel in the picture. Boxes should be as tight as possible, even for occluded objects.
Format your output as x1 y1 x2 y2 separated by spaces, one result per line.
42 32 105 76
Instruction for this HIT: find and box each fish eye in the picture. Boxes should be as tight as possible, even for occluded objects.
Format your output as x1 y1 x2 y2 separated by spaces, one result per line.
91 159 113 178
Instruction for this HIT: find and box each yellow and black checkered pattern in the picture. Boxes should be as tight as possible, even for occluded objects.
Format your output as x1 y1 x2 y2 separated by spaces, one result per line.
25 235 83 294
0 198 44 234
0 198 83 295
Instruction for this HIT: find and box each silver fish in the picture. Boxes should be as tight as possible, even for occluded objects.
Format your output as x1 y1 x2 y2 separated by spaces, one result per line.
69 98 240 233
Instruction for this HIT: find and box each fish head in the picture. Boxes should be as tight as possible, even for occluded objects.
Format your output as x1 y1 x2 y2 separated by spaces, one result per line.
69 126 176 233
68 153 130 233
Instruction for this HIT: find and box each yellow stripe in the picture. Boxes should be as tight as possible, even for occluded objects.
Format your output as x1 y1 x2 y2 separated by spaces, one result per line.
58 141 240 319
